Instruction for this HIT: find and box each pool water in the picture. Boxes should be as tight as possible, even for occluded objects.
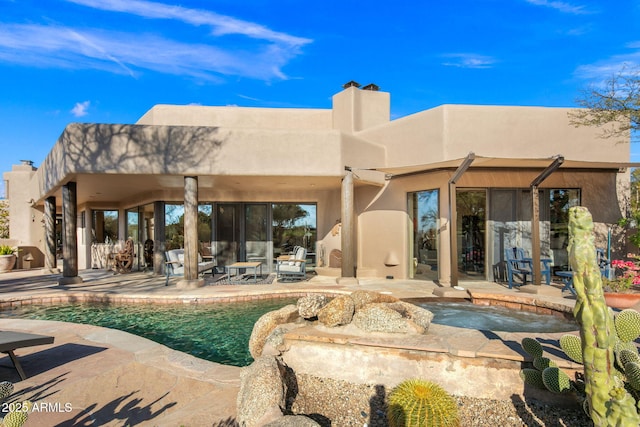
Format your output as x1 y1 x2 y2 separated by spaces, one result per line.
415 300 578 333
0 298 577 367
0 298 297 367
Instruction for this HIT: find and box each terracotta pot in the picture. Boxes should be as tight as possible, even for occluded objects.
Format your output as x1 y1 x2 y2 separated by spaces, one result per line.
0 254 16 273
603 292 640 309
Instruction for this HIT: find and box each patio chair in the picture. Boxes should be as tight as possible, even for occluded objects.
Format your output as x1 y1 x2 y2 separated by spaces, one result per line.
558 248 610 295
164 248 216 286
505 248 531 289
504 247 552 289
276 246 307 282
0 331 54 380
113 238 135 274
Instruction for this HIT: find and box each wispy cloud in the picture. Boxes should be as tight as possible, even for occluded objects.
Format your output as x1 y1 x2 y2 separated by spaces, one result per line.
441 53 497 69
71 101 90 117
0 22 305 80
524 0 592 14
574 43 640 81
65 0 311 47
0 0 311 81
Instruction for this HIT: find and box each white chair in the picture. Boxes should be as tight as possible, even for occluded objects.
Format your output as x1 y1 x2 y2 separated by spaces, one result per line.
276 246 307 281
165 249 216 285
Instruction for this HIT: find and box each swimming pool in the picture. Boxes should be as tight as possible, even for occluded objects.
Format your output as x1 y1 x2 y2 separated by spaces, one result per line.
0 297 577 367
0 298 297 367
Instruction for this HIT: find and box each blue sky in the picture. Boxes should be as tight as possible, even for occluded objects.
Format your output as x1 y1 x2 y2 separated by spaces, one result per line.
1 0 639 197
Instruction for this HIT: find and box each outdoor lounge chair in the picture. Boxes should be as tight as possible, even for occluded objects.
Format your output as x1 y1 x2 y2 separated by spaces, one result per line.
0 331 54 380
504 247 552 288
164 248 216 285
276 246 307 281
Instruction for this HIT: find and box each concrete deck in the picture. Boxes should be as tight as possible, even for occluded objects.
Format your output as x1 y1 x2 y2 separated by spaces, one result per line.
0 268 581 425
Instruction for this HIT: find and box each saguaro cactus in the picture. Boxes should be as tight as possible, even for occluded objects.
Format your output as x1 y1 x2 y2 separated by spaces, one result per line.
568 206 640 425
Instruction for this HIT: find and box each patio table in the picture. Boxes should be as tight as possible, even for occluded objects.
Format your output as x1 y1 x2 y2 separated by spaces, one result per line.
226 261 263 284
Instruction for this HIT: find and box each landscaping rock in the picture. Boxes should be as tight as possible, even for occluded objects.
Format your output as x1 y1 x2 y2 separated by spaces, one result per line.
386 301 434 332
317 295 355 327
262 323 305 356
249 305 300 358
352 303 412 333
263 415 322 427
297 295 328 319
237 355 287 427
349 290 399 311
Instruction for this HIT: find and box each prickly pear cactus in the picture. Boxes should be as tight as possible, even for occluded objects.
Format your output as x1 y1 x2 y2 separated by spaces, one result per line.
387 378 460 427
568 206 640 426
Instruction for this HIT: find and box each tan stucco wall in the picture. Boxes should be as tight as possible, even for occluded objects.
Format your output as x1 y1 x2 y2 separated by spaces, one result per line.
33 123 387 202
359 104 628 168
136 105 333 130
2 164 46 267
332 87 390 133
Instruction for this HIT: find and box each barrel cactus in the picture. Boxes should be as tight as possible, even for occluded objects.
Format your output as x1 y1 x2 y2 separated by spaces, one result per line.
0 383 13 401
0 401 31 427
387 378 459 427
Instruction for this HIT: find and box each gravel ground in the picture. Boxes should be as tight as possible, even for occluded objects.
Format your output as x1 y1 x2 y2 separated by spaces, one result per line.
285 374 593 427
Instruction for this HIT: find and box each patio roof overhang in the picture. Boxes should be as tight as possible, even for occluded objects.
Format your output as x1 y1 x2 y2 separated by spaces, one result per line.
372 155 640 178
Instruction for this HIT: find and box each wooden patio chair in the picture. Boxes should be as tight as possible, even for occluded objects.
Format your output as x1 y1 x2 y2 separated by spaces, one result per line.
113 239 135 274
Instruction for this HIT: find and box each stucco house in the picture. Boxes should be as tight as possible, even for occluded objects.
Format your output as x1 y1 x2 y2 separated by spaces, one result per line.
3 82 632 288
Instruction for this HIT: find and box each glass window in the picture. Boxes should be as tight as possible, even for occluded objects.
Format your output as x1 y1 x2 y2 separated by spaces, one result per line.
272 204 317 259
165 203 184 250
92 210 118 243
550 189 581 268
409 190 439 280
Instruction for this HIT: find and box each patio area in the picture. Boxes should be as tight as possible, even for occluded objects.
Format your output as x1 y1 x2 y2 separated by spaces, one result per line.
0 267 583 426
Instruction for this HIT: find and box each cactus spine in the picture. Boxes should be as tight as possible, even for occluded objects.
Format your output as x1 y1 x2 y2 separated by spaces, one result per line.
568 206 640 425
387 378 460 427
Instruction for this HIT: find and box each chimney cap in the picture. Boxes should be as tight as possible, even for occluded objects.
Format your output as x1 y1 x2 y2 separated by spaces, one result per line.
342 80 361 89
20 160 34 166
362 83 380 91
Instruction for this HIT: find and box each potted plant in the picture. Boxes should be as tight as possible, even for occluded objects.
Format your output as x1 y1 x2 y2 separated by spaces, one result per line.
602 257 640 308
0 245 17 273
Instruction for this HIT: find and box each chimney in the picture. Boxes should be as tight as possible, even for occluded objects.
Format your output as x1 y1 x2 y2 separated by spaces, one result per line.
332 82 390 133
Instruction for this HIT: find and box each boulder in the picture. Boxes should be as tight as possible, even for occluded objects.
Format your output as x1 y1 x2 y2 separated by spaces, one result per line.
237 355 287 427
249 305 300 358
349 290 399 311
263 415 322 427
317 295 355 327
262 323 304 356
386 301 434 332
352 303 411 333
297 295 328 319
